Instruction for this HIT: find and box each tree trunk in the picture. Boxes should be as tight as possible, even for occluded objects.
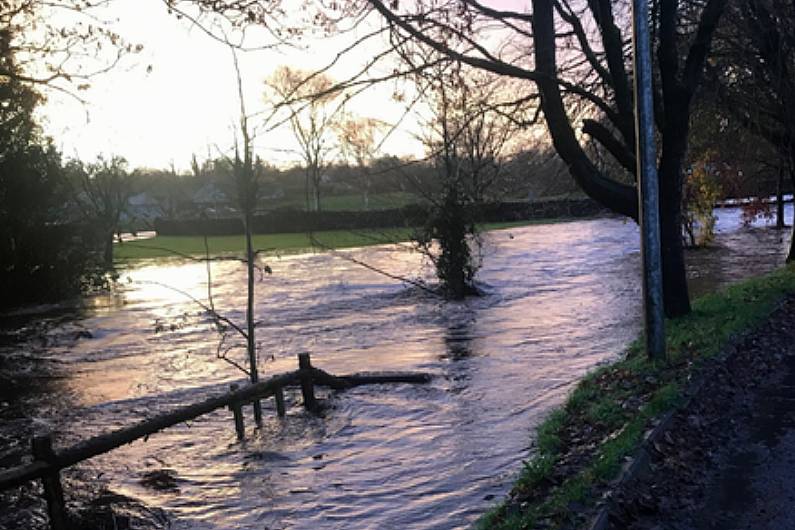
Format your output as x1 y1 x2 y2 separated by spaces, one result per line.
103 230 115 267
530 0 638 220
529 0 708 318
244 210 263 424
305 171 312 211
659 179 692 317
658 110 692 318
788 159 795 262
777 167 785 229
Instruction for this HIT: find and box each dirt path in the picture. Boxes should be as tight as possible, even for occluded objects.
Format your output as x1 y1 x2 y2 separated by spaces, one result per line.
607 295 795 530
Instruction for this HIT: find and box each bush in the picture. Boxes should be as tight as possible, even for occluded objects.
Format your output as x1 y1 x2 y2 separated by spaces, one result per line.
683 154 722 247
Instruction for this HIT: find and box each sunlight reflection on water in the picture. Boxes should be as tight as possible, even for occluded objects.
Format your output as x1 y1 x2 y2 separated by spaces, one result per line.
3 205 793 530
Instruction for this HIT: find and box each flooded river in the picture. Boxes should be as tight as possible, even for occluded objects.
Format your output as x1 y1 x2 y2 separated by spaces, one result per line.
0 206 792 530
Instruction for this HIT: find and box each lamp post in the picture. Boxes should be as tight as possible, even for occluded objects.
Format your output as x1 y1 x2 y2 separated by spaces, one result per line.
632 0 666 361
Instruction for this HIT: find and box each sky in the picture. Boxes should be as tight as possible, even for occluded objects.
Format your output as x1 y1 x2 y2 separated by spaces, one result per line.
37 0 425 171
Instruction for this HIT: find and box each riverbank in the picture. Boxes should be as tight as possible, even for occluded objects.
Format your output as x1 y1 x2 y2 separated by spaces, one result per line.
606 293 795 529
477 264 795 529
112 218 590 261
3 213 787 530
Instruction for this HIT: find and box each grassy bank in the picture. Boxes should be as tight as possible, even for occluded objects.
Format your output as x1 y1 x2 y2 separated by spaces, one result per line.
113 218 583 261
478 264 795 529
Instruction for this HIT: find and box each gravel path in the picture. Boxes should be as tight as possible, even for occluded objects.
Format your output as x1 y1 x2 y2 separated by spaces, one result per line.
607 295 795 530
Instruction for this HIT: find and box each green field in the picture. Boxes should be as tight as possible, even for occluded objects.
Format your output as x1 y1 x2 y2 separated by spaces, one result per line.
114 218 595 261
114 228 415 261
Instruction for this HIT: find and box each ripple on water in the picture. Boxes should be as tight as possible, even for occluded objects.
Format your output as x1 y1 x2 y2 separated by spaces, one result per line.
1 206 792 530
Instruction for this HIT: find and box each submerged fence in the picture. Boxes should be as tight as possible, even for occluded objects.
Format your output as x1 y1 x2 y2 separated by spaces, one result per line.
0 353 431 530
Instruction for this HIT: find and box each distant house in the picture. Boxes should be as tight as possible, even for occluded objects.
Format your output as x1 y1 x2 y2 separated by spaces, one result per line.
123 192 160 227
193 182 227 204
191 182 236 217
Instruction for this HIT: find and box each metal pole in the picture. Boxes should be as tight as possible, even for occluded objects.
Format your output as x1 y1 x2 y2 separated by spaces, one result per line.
632 0 666 361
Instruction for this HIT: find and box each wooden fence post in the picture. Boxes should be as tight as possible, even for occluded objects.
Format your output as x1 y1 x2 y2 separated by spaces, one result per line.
297 353 317 411
228 384 245 440
31 435 67 530
274 386 286 417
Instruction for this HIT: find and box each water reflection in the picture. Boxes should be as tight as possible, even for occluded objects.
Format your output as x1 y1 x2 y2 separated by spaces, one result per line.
687 208 792 296
0 206 792 530
441 308 478 360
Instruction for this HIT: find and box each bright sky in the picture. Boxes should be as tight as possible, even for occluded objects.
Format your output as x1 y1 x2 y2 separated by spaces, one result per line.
38 0 424 171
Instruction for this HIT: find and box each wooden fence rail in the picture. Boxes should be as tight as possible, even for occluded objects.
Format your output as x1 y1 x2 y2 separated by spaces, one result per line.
0 353 431 530
0 370 300 491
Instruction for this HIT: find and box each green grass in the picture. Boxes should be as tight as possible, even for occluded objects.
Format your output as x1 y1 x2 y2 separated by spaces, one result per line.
114 218 594 261
478 264 795 530
114 228 415 261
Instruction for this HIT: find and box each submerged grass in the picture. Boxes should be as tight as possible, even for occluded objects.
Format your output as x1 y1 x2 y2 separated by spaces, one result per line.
478 264 795 530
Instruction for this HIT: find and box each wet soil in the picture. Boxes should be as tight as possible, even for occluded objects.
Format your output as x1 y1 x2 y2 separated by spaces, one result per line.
607 295 795 530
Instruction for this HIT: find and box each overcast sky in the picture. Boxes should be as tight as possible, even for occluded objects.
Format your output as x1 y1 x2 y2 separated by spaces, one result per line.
37 0 425 171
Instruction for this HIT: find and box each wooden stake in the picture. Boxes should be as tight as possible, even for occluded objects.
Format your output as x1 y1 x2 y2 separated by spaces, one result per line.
298 353 317 411
274 386 286 417
31 435 67 530
228 384 245 440
252 399 263 426
0 367 431 494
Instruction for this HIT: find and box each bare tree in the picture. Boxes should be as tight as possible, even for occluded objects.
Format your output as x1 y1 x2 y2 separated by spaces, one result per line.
408 59 523 298
381 0 730 316
265 66 346 212
152 32 273 422
169 0 732 317
225 41 267 423
147 41 271 422
436 71 523 204
337 116 383 209
1 0 139 101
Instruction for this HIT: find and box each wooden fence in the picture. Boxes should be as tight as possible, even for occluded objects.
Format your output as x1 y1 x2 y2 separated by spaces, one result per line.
0 353 431 530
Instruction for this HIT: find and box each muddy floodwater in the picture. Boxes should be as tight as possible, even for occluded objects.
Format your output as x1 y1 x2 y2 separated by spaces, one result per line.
0 206 792 530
